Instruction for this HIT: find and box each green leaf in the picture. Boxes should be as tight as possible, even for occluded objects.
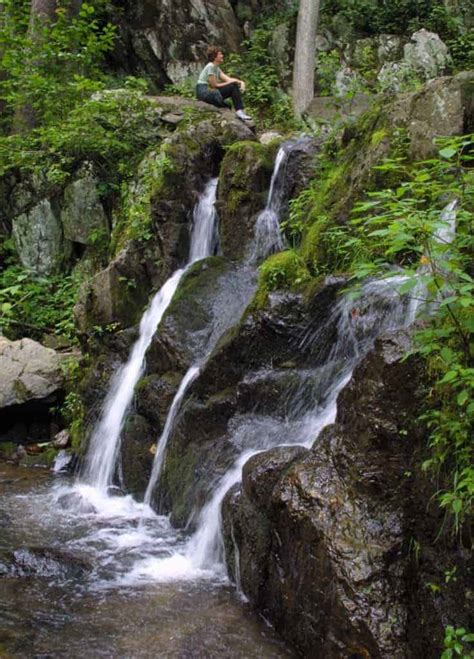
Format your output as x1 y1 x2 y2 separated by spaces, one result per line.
439 147 457 159
440 347 454 362
452 499 462 514
398 278 419 294
440 370 458 384
457 391 468 406
1 302 12 314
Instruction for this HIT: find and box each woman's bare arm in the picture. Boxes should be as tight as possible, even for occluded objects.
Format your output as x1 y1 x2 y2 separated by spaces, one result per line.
208 71 243 88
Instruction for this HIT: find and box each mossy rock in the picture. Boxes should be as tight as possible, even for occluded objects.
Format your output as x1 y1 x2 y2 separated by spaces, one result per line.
218 141 277 261
119 413 154 498
259 249 310 292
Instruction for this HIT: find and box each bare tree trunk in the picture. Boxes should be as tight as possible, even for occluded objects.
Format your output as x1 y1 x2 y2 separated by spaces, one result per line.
292 0 320 118
0 2 6 123
29 0 57 25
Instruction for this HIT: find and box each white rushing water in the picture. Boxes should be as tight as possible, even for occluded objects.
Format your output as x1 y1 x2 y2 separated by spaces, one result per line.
252 144 289 261
83 268 186 491
144 364 200 506
126 263 424 582
83 178 219 492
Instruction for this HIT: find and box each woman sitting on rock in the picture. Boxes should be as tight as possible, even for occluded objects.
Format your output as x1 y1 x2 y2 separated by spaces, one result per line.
196 45 252 121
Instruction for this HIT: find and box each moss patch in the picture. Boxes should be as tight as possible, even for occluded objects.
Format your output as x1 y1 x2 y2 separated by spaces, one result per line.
259 250 310 292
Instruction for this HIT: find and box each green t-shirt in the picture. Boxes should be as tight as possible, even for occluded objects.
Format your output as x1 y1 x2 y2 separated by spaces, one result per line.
197 62 222 86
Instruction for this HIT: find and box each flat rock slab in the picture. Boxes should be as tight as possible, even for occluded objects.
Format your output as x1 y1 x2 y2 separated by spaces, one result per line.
0 336 65 409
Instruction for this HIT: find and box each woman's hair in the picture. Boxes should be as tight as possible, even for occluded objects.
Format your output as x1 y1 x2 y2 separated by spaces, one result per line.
206 45 222 62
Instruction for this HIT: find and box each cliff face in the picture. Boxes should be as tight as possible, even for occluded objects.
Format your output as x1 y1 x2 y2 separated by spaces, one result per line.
106 0 289 88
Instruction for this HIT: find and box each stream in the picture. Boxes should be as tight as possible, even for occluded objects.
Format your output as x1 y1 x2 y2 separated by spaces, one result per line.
0 464 292 657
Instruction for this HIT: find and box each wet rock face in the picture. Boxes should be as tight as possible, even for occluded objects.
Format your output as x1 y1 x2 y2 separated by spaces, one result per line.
75 109 254 336
157 281 343 526
218 137 319 261
222 332 471 657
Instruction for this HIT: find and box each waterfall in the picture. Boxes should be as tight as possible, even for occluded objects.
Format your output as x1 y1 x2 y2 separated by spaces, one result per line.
251 141 293 261
83 178 219 491
184 209 460 572
83 269 186 490
185 285 413 571
144 365 200 506
141 147 301 508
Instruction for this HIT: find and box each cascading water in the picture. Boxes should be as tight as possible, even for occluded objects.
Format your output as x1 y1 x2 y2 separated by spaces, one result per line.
251 141 295 261
83 178 219 491
83 269 185 490
143 180 222 506
140 201 458 577
144 365 200 506
142 144 304 509
180 274 423 573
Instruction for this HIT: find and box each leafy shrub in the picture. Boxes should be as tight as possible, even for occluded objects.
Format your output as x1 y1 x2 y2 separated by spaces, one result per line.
0 0 116 131
348 135 474 534
0 258 80 342
0 81 160 184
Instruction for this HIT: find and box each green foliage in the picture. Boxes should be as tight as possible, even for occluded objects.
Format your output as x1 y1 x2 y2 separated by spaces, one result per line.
0 0 116 130
320 0 466 38
225 13 298 128
0 81 159 184
164 79 195 99
60 355 86 450
111 147 174 253
348 134 474 534
259 250 310 291
0 254 80 342
441 625 474 659
320 0 473 73
316 50 341 96
447 31 474 71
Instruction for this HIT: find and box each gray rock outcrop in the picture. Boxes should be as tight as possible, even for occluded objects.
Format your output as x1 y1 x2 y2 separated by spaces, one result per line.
109 0 287 87
0 336 65 408
12 199 66 275
61 163 109 245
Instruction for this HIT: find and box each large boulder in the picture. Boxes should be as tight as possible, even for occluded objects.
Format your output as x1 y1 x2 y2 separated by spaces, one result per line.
61 163 109 245
222 332 471 657
378 30 450 93
0 337 65 409
0 337 67 444
403 29 450 80
394 71 474 159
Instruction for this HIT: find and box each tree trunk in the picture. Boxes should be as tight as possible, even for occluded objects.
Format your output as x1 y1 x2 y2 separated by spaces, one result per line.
0 2 6 123
292 0 320 118
29 0 57 25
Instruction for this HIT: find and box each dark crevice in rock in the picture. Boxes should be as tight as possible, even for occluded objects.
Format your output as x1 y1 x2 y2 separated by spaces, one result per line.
0 394 63 444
